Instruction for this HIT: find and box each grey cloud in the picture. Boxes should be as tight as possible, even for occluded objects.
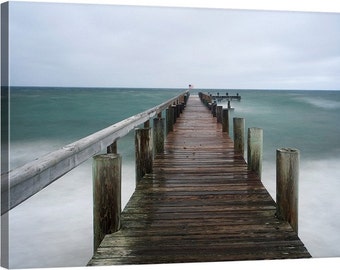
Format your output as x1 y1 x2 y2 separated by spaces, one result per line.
9 2 340 89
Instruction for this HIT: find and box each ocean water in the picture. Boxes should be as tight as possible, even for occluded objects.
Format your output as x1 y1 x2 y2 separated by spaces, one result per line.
6 87 340 268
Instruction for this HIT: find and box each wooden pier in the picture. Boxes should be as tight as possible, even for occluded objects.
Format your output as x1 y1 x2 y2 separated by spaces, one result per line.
210 93 241 102
88 95 310 265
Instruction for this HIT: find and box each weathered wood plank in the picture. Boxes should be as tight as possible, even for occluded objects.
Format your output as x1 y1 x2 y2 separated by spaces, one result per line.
88 95 310 266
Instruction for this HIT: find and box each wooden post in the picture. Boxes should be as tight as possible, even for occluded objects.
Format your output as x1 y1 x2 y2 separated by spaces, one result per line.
216 106 223 123
144 120 150 128
233 118 245 157
153 117 165 154
166 107 173 134
135 128 153 183
212 102 217 117
178 102 183 114
172 105 177 123
276 148 299 233
107 141 117 154
184 93 189 105
176 103 181 118
92 154 121 251
247 127 263 179
222 109 229 133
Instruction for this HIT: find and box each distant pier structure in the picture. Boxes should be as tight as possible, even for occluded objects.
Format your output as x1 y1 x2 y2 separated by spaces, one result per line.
201 91 241 110
209 91 241 102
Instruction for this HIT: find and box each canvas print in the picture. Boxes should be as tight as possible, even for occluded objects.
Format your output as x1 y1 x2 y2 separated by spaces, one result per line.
1 1 340 269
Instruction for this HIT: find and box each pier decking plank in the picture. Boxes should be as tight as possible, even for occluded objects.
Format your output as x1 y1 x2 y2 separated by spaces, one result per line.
88 95 310 266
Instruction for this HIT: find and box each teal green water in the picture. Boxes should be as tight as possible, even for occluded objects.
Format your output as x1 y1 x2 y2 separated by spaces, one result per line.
9 87 183 168
8 87 340 268
10 87 182 142
224 90 340 160
10 88 340 162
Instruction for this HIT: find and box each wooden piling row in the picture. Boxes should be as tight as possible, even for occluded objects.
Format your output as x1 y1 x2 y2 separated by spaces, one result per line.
198 93 299 234
198 94 262 177
198 92 212 108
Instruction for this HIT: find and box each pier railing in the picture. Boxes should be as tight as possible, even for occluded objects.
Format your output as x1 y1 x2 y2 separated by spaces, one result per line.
1 90 189 215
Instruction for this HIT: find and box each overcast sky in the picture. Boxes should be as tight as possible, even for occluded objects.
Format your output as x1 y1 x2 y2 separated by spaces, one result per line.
8 1 340 89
